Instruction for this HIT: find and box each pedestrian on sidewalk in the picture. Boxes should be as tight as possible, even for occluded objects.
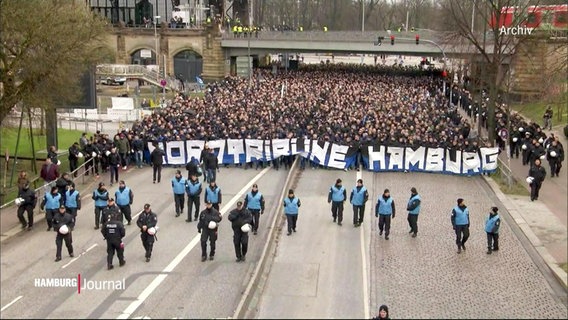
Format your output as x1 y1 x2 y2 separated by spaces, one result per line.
283 189 301 236
328 178 346 226
197 201 222 261
172 170 186 217
244 183 265 235
115 180 134 225
137 203 158 262
371 304 390 320
53 205 74 262
375 189 395 240
186 174 202 222
108 147 121 186
451 198 470 254
350 179 369 227
228 201 253 262
528 159 546 201
543 106 553 131
485 207 501 254
406 187 421 238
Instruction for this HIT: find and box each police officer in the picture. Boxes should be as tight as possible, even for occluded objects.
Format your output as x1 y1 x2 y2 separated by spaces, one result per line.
375 189 396 240
485 207 501 254
406 187 421 238
115 180 134 225
101 211 126 269
101 198 122 226
228 201 253 262
185 174 202 222
17 183 37 230
172 170 186 217
328 178 346 226
92 182 109 229
283 189 301 236
53 205 74 262
197 201 222 261
64 184 81 231
204 180 222 211
451 198 470 254
528 158 546 201
137 203 158 262
41 186 62 231
350 179 369 227
244 183 265 235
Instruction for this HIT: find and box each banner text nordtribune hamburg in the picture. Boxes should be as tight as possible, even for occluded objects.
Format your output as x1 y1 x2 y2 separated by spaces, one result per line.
148 139 499 175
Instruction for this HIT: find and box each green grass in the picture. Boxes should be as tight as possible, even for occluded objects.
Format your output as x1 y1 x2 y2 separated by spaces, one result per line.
511 92 568 126
0 127 85 158
560 263 568 273
491 167 530 196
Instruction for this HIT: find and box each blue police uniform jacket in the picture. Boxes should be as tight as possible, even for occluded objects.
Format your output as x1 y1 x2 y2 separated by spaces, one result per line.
284 197 299 214
93 190 109 207
65 190 79 208
377 197 393 215
45 193 62 210
485 214 500 233
453 206 470 226
351 186 367 206
330 185 345 202
186 180 202 196
205 187 220 203
407 194 421 215
115 187 131 206
172 177 186 195
246 192 262 210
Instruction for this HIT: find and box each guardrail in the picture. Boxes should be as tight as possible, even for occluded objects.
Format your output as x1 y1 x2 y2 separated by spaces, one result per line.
221 29 442 42
96 64 181 92
1 157 95 211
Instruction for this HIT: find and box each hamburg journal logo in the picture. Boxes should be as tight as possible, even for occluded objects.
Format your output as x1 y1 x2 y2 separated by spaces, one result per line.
34 274 125 294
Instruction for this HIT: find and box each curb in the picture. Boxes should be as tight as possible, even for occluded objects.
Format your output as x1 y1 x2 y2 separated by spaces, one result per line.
232 158 299 319
483 176 568 289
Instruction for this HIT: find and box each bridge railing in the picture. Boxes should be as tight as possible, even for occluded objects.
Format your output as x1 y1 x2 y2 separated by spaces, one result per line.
96 64 181 92
221 29 443 42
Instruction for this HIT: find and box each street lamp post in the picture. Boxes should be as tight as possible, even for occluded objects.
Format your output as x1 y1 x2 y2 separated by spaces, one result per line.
247 36 252 89
154 15 161 83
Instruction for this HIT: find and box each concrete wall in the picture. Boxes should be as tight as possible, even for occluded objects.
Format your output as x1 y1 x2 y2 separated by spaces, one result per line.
105 25 226 81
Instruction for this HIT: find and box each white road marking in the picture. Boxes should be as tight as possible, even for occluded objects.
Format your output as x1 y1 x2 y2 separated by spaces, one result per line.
1 295 23 312
357 169 370 319
62 243 99 269
117 167 271 319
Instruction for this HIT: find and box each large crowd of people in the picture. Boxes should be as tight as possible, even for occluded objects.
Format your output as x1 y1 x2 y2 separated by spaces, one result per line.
130 64 479 152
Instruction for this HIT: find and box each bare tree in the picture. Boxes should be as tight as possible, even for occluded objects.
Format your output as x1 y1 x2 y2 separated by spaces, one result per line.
439 0 549 145
0 0 110 125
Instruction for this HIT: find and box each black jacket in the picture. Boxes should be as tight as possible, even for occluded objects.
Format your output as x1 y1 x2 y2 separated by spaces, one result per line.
151 148 165 165
203 152 218 170
53 211 74 231
102 204 122 223
197 207 222 232
101 221 125 242
108 152 121 166
18 187 37 208
528 165 546 183
137 211 158 231
228 207 253 230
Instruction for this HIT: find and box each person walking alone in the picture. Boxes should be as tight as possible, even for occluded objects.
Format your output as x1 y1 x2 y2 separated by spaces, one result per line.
451 198 470 254
283 189 301 236
328 178 346 226
150 144 165 183
350 179 369 227
197 201 222 261
17 183 37 231
406 187 421 238
185 174 202 222
375 189 395 240
244 183 265 235
228 201 253 262
485 207 501 254
137 204 158 262
53 205 74 262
